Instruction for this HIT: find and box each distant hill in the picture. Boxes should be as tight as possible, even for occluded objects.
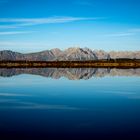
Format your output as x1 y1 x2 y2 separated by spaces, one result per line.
0 48 140 61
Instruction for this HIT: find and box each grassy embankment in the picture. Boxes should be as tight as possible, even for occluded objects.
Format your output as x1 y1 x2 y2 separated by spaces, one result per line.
0 59 140 68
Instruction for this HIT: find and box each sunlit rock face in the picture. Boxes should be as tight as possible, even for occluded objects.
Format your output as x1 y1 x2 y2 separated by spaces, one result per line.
57 48 97 60
94 50 110 60
1 48 140 61
0 68 140 80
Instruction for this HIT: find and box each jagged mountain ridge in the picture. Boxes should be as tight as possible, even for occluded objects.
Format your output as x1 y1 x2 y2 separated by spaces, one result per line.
0 48 140 61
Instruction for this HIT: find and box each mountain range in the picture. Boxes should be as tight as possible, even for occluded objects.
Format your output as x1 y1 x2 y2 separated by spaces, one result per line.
0 47 140 61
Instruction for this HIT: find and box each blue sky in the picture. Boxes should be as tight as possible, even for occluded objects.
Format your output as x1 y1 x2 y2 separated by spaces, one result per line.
0 0 140 52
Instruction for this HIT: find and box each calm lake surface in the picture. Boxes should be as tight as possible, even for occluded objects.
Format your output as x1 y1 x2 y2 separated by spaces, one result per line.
0 68 140 140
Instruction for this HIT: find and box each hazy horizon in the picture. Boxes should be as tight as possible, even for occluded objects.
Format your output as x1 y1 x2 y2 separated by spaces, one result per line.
0 0 140 52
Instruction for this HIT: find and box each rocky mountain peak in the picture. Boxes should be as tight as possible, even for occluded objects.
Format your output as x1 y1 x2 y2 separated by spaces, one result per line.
0 47 140 61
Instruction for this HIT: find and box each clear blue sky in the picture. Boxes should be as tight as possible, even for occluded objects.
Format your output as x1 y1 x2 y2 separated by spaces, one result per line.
0 0 140 52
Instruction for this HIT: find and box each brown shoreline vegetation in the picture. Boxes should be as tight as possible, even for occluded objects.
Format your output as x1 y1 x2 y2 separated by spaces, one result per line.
0 59 140 68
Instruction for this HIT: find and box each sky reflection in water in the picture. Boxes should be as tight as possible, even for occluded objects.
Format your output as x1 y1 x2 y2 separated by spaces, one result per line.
0 68 140 139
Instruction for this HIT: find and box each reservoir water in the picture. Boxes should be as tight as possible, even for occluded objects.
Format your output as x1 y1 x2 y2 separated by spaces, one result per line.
0 68 140 140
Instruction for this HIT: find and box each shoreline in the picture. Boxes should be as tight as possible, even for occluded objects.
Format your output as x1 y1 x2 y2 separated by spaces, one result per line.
0 60 140 68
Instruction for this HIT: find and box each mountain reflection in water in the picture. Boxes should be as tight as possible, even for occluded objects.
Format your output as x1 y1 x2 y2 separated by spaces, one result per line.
0 68 140 80
0 67 140 140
